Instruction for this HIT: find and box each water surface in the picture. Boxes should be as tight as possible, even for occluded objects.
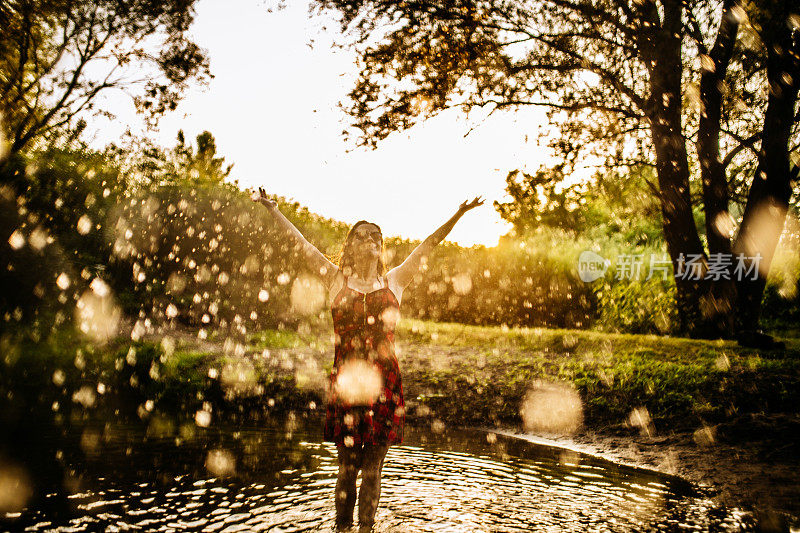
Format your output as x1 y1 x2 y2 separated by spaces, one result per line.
5 416 754 531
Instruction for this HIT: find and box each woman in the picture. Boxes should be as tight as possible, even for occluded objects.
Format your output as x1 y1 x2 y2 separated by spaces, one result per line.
253 188 483 531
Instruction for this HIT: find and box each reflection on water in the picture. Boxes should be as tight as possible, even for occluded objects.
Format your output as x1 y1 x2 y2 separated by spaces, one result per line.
4 416 754 531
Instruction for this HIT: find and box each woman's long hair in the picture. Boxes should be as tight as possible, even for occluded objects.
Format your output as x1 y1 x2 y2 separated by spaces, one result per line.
336 220 385 277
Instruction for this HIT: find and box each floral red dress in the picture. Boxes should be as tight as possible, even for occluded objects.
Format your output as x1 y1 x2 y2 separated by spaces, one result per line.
324 275 405 446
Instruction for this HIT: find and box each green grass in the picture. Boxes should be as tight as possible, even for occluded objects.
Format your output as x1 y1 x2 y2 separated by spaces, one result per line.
249 328 306 349
3 319 798 435
389 319 800 431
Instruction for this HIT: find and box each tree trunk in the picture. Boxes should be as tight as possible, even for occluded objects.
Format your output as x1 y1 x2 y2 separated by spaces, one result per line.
696 0 741 337
644 1 715 336
731 8 800 337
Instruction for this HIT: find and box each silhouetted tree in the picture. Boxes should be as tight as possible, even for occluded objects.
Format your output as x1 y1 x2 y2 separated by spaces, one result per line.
313 0 799 339
0 0 210 157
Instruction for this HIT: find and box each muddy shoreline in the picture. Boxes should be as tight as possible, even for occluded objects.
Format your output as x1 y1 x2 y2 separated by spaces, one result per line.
490 414 800 531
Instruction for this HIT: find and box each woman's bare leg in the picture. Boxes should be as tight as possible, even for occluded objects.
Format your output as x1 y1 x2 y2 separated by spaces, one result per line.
357 444 389 532
335 445 362 530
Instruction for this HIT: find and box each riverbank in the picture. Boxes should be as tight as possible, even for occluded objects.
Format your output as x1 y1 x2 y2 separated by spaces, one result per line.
258 319 800 528
391 320 800 528
393 320 800 528
496 415 800 530
163 319 800 524
3 319 799 527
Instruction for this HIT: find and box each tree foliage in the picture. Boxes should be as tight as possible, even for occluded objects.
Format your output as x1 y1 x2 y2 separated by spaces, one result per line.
315 0 794 178
0 0 210 156
495 164 662 241
109 130 234 187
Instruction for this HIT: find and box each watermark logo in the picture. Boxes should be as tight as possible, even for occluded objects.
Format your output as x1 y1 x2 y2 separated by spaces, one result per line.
578 250 611 282
577 251 763 282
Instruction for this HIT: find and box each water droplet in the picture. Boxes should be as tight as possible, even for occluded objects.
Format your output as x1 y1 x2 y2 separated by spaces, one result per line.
72 386 96 408
77 215 92 235
0 462 33 513
28 227 47 249
195 409 212 427
290 276 327 315
715 353 730 371
89 278 110 297
205 449 235 477
520 381 584 435
451 272 473 295
56 273 71 290
628 407 654 437
335 360 382 405
7 230 25 250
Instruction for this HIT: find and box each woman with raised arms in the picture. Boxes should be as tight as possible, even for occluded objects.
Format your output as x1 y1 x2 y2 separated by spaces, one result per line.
253 188 483 532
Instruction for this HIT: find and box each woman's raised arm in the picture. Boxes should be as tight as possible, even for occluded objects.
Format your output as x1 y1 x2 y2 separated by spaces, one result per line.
387 197 484 290
252 187 339 288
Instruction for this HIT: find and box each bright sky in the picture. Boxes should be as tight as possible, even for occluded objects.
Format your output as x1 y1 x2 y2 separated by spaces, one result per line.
89 0 552 247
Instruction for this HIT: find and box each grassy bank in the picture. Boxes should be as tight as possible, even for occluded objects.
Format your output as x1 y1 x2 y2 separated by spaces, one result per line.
394 320 800 432
5 319 797 437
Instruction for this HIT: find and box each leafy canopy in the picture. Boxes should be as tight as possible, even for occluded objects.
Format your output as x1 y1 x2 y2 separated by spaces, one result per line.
0 0 211 156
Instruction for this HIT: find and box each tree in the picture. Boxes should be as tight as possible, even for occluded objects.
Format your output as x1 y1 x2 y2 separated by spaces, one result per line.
108 129 233 187
0 0 210 157
314 0 800 339
174 130 234 184
496 164 663 242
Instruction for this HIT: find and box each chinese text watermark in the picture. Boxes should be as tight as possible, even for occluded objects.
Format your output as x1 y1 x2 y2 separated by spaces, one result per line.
578 251 762 282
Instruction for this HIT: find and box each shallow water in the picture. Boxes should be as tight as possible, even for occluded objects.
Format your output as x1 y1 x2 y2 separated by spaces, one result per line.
5 416 754 532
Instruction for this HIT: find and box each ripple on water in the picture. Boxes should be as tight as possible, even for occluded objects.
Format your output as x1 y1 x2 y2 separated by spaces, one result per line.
4 420 759 532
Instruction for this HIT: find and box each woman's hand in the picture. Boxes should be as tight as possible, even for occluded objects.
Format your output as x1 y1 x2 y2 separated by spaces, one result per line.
388 195 486 290
458 196 485 214
251 186 277 208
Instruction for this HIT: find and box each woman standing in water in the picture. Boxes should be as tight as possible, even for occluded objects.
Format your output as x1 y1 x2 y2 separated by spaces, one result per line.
253 188 483 531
